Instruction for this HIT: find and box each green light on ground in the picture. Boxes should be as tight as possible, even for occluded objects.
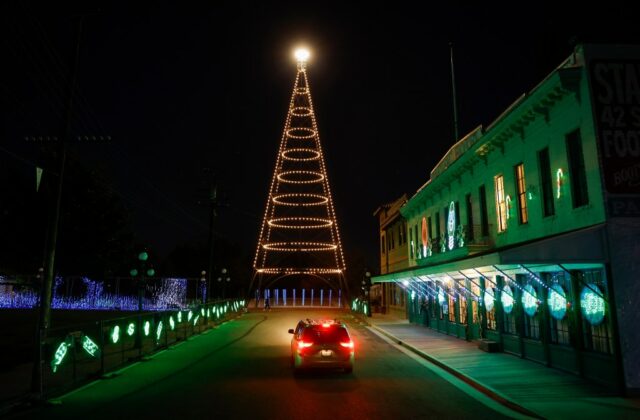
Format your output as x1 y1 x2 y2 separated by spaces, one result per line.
51 341 70 373
144 321 151 336
169 316 175 330
193 315 200 326
111 325 120 344
201 308 205 317
363 304 368 315
156 321 163 342
177 312 182 323
127 323 135 336
82 335 100 357
188 311 193 322
207 308 210 317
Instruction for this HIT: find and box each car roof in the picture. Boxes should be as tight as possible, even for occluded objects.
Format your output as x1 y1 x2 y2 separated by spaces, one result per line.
299 319 346 328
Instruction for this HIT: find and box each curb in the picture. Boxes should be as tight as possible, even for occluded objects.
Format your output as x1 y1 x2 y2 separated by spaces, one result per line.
368 323 543 419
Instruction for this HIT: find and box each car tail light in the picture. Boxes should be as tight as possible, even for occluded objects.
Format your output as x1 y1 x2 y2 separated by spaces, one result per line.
340 341 354 349
299 341 313 348
322 323 331 328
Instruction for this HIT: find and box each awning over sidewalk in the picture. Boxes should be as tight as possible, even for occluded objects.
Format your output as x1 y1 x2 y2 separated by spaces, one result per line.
372 224 607 285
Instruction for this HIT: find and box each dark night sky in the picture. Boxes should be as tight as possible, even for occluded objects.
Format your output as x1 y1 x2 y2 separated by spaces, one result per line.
2 1 639 275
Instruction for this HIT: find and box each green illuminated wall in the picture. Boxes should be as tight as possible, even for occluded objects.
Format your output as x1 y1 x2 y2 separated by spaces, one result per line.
401 50 606 266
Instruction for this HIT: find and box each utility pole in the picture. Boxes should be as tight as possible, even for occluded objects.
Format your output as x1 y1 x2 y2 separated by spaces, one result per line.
449 42 459 143
31 15 84 398
206 180 218 303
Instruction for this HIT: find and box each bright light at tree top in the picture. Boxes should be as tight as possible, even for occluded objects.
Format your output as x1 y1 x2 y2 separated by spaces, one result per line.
295 48 310 62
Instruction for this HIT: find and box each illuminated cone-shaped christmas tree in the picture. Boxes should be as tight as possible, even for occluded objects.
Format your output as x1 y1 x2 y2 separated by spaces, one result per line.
252 49 347 295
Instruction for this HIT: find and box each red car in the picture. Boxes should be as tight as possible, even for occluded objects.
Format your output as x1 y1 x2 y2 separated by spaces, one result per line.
288 319 355 373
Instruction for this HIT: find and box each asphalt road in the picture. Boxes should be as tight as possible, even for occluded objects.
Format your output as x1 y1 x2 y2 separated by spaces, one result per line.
12 310 509 419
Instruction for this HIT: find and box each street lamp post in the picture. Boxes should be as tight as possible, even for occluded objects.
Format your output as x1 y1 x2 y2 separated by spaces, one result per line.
130 251 154 313
200 270 207 304
217 268 230 299
363 270 372 317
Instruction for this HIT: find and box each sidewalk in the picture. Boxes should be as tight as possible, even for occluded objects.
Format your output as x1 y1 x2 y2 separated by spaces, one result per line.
365 313 640 419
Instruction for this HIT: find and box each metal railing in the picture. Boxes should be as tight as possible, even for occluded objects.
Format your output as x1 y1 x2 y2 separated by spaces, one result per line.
254 288 343 308
39 298 246 398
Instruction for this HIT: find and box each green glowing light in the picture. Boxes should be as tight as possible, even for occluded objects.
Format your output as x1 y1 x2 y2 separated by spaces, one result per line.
156 321 163 342
51 340 70 373
201 308 205 317
130 268 138 277
111 325 120 344
484 288 495 311
193 315 200 326
521 284 538 316
188 311 193 322
410 290 415 300
581 285 605 325
144 321 151 336
138 251 149 261
548 284 567 320
177 312 182 323
169 316 175 330
501 285 514 314
363 304 368 315
82 335 100 357
207 308 210 317
127 323 135 336
556 168 564 199
146 268 155 276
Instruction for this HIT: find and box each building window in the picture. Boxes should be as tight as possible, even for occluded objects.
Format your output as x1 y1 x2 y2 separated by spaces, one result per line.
538 148 555 217
566 129 589 208
471 283 480 324
503 307 517 335
448 293 456 322
479 185 489 236
459 295 468 325
581 270 613 354
515 163 528 224
521 276 541 340
409 225 414 258
494 175 507 232
547 272 570 346
465 193 474 242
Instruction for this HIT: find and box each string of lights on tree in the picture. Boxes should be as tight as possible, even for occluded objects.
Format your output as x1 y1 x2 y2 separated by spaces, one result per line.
253 48 346 281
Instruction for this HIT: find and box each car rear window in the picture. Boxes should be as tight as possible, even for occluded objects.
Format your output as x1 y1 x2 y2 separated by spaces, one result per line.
302 326 349 344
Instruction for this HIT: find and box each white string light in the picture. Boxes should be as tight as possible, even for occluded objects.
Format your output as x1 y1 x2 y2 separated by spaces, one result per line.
276 170 325 184
267 217 333 229
281 148 320 161
262 241 338 252
254 53 347 278
272 193 329 206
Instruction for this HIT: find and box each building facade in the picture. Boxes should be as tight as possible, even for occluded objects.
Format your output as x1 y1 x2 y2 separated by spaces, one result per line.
372 195 409 315
372 44 640 393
